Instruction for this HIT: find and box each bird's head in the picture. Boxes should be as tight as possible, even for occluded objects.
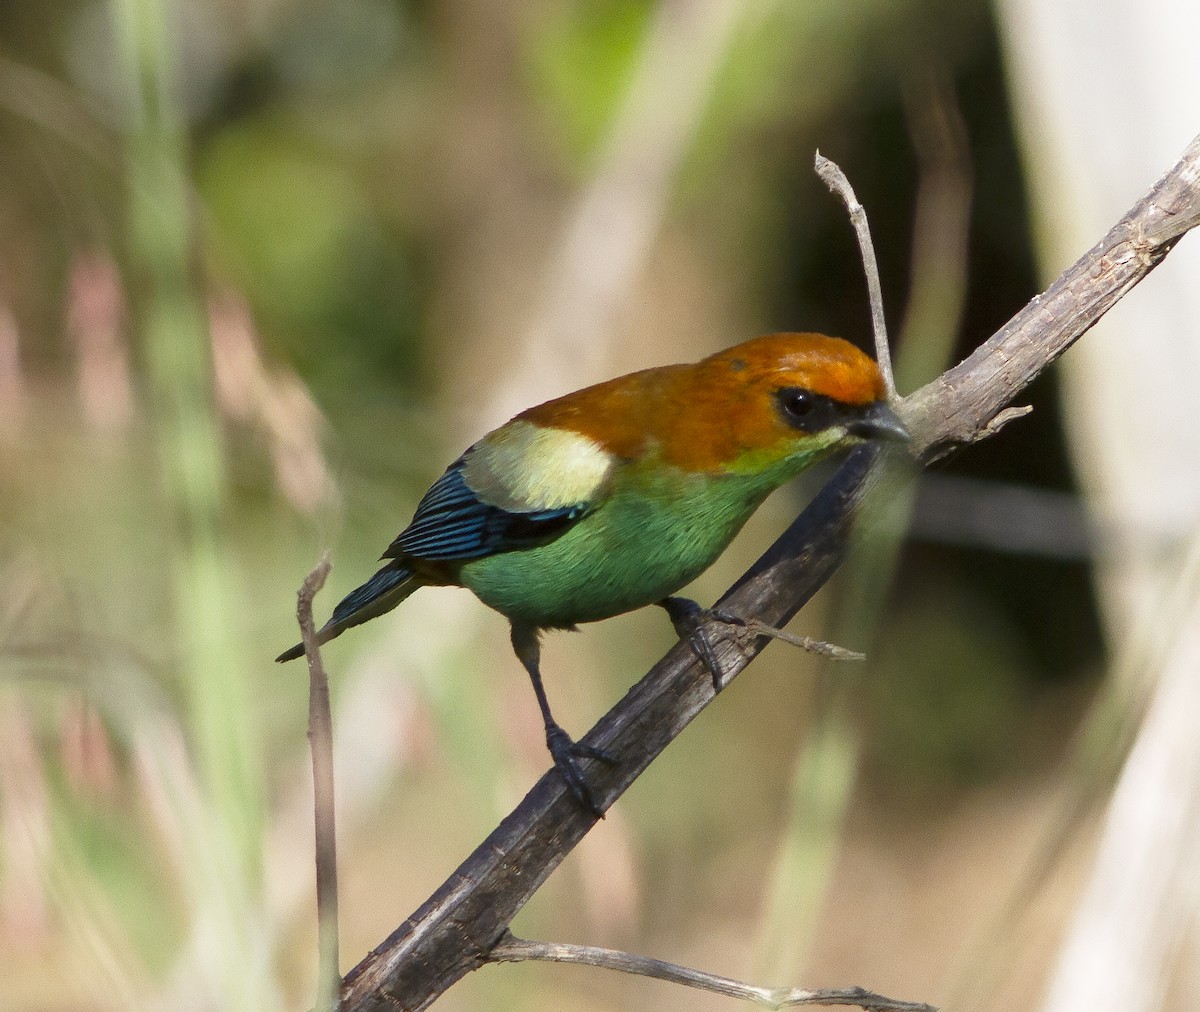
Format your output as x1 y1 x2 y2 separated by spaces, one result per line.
663 332 909 474
516 332 908 477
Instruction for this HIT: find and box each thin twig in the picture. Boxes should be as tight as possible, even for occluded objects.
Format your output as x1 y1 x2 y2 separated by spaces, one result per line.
708 608 866 662
739 621 864 662
298 554 341 1012
815 152 897 400
490 933 935 1011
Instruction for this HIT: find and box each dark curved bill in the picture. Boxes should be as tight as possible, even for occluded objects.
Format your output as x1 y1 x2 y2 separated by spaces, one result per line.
847 401 910 443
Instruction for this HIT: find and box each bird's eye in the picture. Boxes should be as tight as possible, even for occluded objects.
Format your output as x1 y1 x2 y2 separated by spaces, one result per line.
782 389 814 419
775 386 838 432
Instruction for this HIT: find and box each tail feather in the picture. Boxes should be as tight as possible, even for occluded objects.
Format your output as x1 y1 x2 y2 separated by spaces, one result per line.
276 563 416 662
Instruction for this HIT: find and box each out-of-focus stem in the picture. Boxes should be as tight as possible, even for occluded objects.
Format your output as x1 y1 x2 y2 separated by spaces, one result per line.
112 0 269 1006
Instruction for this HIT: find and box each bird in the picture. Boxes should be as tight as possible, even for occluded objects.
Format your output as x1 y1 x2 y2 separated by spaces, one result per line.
279 332 909 813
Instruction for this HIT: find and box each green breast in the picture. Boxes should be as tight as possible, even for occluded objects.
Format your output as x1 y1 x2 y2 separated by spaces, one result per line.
457 454 804 629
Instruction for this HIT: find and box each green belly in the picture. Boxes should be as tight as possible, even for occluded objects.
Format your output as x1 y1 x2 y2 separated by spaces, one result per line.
458 467 772 629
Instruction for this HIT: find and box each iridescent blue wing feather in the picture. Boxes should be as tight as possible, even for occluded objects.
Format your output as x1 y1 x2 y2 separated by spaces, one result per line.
383 457 588 562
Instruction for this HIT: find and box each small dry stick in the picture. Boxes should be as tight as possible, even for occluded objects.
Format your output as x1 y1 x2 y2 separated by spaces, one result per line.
740 620 864 662
298 554 341 1012
708 607 865 662
815 152 898 401
491 933 935 1011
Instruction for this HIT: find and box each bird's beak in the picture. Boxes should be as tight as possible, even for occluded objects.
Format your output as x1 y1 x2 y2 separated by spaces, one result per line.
847 401 910 443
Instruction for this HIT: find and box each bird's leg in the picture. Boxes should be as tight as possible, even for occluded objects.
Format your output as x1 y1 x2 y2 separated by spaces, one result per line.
510 624 616 817
659 596 864 692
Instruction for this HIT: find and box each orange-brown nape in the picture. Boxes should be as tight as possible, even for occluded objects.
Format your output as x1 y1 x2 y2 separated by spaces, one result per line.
519 333 886 472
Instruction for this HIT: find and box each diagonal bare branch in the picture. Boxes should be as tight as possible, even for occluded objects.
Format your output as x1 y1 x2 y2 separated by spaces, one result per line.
337 132 1200 1012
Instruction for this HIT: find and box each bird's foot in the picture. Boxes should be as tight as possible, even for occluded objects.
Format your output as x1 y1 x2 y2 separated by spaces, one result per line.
660 596 729 690
545 723 616 817
660 596 864 692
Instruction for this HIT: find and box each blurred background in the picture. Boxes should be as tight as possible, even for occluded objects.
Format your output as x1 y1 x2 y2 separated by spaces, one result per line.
1 1 1198 1010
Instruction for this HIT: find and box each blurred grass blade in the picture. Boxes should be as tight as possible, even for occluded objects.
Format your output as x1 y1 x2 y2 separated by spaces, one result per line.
754 75 973 983
112 0 272 1006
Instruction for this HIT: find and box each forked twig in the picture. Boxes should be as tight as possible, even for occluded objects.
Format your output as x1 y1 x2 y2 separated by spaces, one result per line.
298 554 341 1011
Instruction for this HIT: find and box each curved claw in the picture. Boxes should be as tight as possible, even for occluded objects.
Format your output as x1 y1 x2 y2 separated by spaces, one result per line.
660 596 731 691
545 724 613 817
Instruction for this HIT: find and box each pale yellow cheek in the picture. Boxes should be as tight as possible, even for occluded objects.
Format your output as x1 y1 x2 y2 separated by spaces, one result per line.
463 420 613 510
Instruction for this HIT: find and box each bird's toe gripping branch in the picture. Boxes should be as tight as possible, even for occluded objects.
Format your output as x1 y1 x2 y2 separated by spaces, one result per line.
659 596 864 692
544 723 617 817
659 596 730 690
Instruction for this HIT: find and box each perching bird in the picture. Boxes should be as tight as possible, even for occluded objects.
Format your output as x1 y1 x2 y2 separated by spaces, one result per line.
279 333 908 812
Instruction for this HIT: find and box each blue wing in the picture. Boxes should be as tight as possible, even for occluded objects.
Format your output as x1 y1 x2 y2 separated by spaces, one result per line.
382 457 589 562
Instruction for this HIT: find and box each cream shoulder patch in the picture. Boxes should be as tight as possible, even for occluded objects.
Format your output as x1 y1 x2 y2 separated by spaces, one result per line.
462 420 613 511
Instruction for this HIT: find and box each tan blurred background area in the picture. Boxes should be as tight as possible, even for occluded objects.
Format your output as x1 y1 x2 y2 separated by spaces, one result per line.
1 1 1198 1010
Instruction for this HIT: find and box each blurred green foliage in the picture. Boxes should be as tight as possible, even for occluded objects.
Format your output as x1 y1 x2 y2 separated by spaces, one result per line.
198 122 426 388
525 1 652 165
868 584 1033 792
